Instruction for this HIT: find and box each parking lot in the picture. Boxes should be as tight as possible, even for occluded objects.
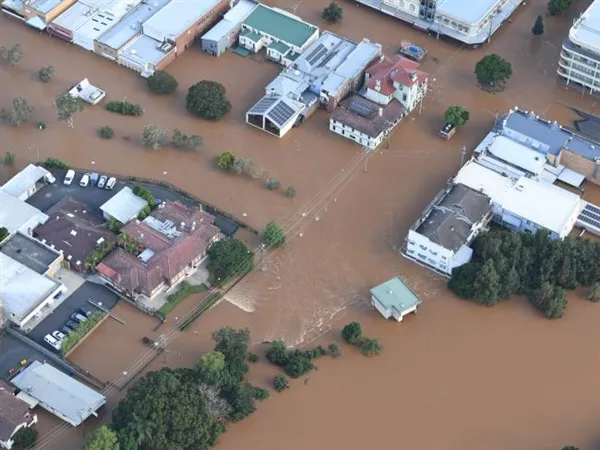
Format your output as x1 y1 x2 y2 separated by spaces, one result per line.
0 332 53 378
28 281 119 351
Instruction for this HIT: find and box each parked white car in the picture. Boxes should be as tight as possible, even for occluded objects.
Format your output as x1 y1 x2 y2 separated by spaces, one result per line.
44 334 62 351
52 330 66 342
64 169 75 185
44 172 56 184
105 177 116 190
80 173 90 187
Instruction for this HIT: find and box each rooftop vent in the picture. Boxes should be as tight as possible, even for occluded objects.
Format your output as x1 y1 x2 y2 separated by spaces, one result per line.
70 230 77 236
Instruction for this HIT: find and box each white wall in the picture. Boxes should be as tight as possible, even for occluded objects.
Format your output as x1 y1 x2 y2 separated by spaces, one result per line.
15 283 67 328
329 119 383 149
406 229 455 275
364 88 392 106
382 0 420 17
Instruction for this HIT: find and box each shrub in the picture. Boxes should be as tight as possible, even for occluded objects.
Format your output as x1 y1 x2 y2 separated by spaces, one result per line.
3 151 15 166
1 97 34 126
98 126 114 139
328 343 341 358
230 157 254 176
285 186 296 198
322 2 343 23
0 227 9 242
251 386 269 401
141 124 169 150
217 151 235 170
12 427 38 449
107 217 123 232
147 71 178 94
265 177 280 191
342 321 362 345
263 221 286 248
37 120 46 130
172 128 203 150
44 157 69 169
186 80 231 121
247 353 259 363
105 101 144 116
360 338 383 357
265 340 289 366
38 65 55 82
589 282 600 302
273 374 289 392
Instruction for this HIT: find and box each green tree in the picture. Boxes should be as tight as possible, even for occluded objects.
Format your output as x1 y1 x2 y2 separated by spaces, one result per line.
322 2 343 23
263 221 286 248
342 321 362 345
265 177 280 190
186 80 231 120
207 238 254 282
84 425 120 450
55 93 83 128
221 380 257 422
285 186 297 198
472 259 501 306
212 327 250 382
1 97 35 126
0 227 9 242
273 374 289 392
530 282 567 319
474 54 512 88
444 106 470 127
141 124 169 150
146 71 178 94
12 427 38 449
0 44 23 66
562 447 579 450
105 101 144 116
548 0 572 15
112 369 222 450
217 151 235 170
589 282 600 302
196 351 228 387
284 352 314 378
38 65 55 82
172 129 203 150
230 156 254 176
532 15 544 35
3 151 15 166
328 343 341 357
99 126 114 139
265 340 289 366
247 353 259 363
360 338 383 357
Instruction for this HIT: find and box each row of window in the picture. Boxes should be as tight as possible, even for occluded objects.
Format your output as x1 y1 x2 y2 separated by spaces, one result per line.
408 240 447 259
406 249 447 271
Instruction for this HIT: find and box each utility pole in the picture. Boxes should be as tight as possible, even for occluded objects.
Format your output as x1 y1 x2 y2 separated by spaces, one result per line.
459 146 467 167
363 146 371 172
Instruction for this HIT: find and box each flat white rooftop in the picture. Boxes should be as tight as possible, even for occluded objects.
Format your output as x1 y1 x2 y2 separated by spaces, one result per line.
73 0 142 41
97 0 171 50
223 0 255 22
120 34 170 66
202 19 236 42
454 159 514 201
50 0 113 32
484 135 547 175
2 164 49 199
436 0 499 25
568 0 600 53
0 190 48 234
142 0 221 40
0 253 61 322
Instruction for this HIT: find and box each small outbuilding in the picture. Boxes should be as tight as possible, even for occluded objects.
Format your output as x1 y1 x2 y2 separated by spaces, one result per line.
100 186 148 225
370 276 421 322
1 164 52 201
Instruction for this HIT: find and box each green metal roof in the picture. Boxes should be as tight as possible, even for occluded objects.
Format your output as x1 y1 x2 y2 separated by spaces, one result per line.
268 41 291 55
370 276 421 313
243 4 318 48
241 29 262 42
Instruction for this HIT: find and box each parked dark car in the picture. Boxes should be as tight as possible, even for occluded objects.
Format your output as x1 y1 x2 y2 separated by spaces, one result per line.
61 325 74 335
90 172 99 186
65 320 79 330
78 308 93 318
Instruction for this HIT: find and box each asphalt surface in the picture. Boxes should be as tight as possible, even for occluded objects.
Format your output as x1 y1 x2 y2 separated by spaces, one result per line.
28 282 119 350
0 333 51 378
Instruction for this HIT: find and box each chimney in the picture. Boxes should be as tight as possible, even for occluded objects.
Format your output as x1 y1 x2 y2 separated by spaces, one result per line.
378 107 383 117
375 80 381 91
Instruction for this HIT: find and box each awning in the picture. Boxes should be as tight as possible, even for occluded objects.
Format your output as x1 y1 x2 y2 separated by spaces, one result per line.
558 168 586 188
25 16 47 30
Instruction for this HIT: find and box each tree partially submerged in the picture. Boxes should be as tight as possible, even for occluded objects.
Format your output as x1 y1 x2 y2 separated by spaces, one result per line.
186 80 231 121
147 71 178 94
55 93 83 127
38 65 55 82
532 14 544 36
322 2 343 23
217 151 235 170
11 427 38 449
0 44 23 66
84 425 119 450
444 106 470 127
342 321 362 345
207 238 254 283
1 97 35 126
548 0 572 15
474 54 512 91
141 124 169 150
263 221 286 248
172 128 203 150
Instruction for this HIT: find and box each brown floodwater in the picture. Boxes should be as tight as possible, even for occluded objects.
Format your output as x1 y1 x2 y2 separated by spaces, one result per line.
4 0 600 448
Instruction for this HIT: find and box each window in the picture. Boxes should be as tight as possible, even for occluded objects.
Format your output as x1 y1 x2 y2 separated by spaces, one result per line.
441 255 447 261
408 239 415 245
429 249 438 256
402 94 407 101
407 249 414 254
417 253 427 260
419 244 427 250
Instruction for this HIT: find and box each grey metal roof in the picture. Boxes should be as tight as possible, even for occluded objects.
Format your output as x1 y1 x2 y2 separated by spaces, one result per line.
416 184 492 252
1 164 48 199
11 361 106 426
100 186 148 224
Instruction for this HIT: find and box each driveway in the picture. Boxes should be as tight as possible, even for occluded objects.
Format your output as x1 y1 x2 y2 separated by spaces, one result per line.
0 333 52 379
28 282 119 349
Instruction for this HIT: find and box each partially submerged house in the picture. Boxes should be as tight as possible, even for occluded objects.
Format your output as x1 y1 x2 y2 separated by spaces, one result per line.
370 276 422 321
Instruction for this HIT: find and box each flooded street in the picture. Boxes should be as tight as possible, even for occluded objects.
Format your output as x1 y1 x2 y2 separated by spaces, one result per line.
3 0 600 448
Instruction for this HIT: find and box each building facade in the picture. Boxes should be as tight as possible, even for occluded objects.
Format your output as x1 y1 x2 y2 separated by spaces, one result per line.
1 0 76 29
558 0 600 95
370 276 422 321
201 0 256 56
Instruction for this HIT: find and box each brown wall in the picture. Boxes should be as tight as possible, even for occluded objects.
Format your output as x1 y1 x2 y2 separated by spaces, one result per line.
174 0 229 52
94 41 119 61
155 49 177 71
560 149 600 185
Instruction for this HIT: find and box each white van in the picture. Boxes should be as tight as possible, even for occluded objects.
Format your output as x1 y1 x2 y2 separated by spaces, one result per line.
105 177 116 190
64 169 75 185
44 334 62 351
44 172 56 184
80 173 90 187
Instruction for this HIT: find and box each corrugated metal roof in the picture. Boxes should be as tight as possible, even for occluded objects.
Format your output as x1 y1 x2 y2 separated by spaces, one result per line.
99 186 148 224
2 164 49 198
370 276 421 313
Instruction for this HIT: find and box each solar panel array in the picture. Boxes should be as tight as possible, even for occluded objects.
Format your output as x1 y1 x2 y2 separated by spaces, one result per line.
305 44 328 66
348 97 376 118
268 100 297 128
578 203 600 230
249 96 278 115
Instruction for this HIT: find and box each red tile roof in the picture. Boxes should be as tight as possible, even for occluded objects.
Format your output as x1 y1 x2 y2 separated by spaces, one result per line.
366 55 428 95
96 201 220 297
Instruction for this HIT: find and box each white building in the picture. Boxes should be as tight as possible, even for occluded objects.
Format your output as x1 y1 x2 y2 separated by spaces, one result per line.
99 186 148 224
239 4 319 64
0 381 37 450
0 253 67 329
0 190 48 237
370 276 422 321
406 183 493 276
11 361 106 427
48 0 116 42
558 0 600 95
454 160 583 239
1 164 52 201
201 0 257 57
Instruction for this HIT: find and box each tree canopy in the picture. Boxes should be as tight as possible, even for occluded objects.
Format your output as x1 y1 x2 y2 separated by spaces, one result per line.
207 238 254 283
474 54 512 87
212 327 250 383
12 427 38 449
217 151 235 170
186 80 231 121
448 230 600 318
444 106 470 127
263 221 286 248
1 97 34 127
342 321 363 345
55 93 83 127
141 124 169 150
548 0 572 15
0 44 23 66
322 2 343 23
84 425 120 450
0 227 9 242
532 15 544 36
147 71 178 94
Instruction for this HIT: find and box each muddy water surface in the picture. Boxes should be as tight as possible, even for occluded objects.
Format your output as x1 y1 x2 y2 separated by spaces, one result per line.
3 0 600 448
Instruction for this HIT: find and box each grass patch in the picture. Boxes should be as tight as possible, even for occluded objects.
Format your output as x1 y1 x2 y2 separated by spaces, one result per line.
158 281 207 316
61 311 105 355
